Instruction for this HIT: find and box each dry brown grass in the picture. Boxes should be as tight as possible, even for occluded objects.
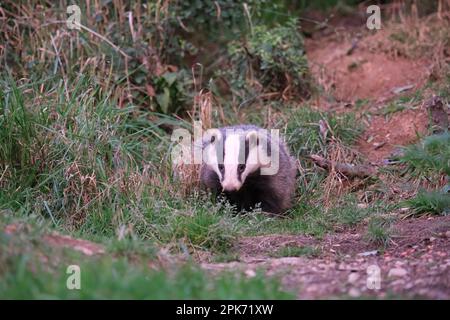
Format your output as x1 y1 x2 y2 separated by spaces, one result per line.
0 0 174 107
317 121 362 209
171 89 216 196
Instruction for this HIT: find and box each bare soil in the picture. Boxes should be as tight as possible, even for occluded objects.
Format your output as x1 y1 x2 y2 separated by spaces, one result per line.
305 28 431 163
357 109 429 163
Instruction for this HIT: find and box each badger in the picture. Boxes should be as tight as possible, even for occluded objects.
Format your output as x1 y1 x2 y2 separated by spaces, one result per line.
199 125 297 214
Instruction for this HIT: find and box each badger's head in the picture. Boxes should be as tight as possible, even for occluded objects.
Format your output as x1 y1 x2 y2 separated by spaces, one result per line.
203 129 270 192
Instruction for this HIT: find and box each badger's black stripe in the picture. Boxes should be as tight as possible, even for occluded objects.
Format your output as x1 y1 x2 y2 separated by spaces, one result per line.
237 136 251 182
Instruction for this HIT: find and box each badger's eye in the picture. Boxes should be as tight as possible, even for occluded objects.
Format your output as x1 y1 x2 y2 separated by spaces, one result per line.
218 164 224 172
238 164 246 173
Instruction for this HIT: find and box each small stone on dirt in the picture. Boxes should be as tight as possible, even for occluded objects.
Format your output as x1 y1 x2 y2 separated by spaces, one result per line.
348 272 360 284
348 288 361 297
373 142 386 150
245 269 256 277
388 267 408 278
358 250 379 257
392 84 414 94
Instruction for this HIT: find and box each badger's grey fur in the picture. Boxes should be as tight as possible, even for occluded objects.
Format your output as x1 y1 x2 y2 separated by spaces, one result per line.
199 125 297 214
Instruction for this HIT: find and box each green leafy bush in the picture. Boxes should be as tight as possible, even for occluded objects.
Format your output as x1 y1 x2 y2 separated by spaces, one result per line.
217 19 311 103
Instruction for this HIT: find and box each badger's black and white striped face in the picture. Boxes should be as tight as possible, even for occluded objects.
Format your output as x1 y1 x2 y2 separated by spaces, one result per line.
204 130 263 192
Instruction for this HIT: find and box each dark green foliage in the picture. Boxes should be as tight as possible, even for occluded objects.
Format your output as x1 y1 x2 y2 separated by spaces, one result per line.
176 0 256 37
217 19 310 103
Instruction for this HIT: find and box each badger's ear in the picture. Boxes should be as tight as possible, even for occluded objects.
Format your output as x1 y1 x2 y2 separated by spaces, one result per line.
204 128 222 145
245 130 259 146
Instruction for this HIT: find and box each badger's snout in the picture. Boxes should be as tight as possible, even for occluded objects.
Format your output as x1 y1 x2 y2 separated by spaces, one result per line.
221 181 242 192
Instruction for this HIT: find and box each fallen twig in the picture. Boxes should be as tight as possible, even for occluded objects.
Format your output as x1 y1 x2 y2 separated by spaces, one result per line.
310 154 378 178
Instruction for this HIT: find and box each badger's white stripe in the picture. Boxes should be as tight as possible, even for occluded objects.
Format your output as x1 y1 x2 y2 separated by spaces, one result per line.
203 129 224 180
222 134 242 191
242 145 260 180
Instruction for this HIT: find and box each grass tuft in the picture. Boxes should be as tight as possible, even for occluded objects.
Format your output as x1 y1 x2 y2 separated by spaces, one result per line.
365 216 394 248
400 132 450 177
270 245 321 258
406 190 450 216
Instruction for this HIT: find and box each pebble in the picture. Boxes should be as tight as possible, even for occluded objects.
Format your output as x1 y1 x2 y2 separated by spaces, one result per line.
394 260 406 267
358 250 378 257
388 267 407 278
348 272 360 284
306 284 319 293
348 288 361 297
245 269 256 277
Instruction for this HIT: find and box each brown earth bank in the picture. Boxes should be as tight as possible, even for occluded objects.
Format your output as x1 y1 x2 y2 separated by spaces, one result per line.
305 27 433 163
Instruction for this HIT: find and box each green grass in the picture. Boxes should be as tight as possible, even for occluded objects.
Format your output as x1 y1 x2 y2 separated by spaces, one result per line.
0 255 293 299
400 132 450 177
240 205 331 238
0 76 244 254
285 105 363 159
169 200 242 253
365 216 394 248
406 190 450 216
241 196 391 238
0 225 293 299
378 102 407 118
328 196 374 226
399 132 450 216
